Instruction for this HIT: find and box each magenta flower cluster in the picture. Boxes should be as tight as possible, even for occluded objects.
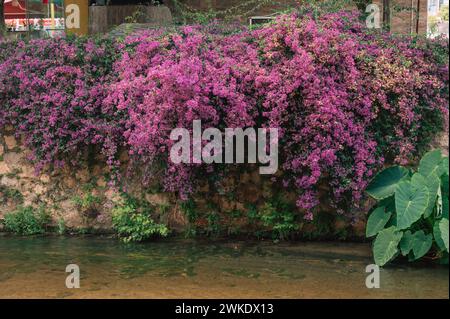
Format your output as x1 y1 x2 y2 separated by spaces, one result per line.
0 10 448 219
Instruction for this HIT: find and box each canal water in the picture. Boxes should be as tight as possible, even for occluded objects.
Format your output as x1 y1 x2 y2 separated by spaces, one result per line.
0 237 448 298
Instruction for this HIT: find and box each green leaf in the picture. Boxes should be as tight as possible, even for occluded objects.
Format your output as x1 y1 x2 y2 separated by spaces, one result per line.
443 196 449 220
442 174 449 198
441 174 449 219
400 230 414 256
366 207 392 238
366 166 409 200
439 252 449 265
395 181 429 230
411 230 433 260
439 157 449 176
373 226 402 266
434 218 449 253
418 149 443 178
411 173 440 218
436 186 443 218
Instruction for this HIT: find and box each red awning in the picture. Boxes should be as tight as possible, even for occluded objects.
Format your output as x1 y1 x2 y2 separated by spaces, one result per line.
4 0 27 20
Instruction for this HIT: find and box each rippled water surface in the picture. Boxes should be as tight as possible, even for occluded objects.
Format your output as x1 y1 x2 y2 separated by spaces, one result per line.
0 237 448 298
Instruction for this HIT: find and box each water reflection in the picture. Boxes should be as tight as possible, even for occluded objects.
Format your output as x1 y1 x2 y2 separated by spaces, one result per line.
0 237 448 298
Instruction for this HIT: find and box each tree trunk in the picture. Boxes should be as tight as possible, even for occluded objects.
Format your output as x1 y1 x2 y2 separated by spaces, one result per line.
383 0 391 30
0 0 5 33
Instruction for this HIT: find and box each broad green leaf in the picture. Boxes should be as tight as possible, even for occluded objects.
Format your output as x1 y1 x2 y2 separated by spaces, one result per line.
443 196 449 220
439 157 449 176
366 166 409 200
436 186 443 218
395 181 429 230
366 207 392 238
434 220 446 252
373 226 402 266
411 172 427 186
440 252 449 265
434 218 449 253
442 174 449 219
418 149 442 178
442 174 449 198
400 230 414 256
411 173 440 218
411 230 433 260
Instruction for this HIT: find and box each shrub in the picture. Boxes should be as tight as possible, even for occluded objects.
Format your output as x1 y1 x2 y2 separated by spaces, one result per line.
57 218 66 235
2 206 51 235
366 149 449 266
0 8 448 221
112 195 169 242
257 199 299 240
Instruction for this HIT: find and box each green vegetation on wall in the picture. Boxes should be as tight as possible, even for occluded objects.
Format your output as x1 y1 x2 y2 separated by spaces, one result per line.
2 206 51 235
112 194 169 243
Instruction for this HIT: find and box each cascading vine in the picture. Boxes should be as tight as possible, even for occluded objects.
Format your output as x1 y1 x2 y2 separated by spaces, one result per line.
0 10 448 220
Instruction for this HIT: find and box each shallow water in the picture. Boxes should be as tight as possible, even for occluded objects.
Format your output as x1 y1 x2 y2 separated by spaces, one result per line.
0 237 448 299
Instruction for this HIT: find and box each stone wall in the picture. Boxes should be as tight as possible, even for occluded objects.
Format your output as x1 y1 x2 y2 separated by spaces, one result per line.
0 127 368 239
2 122 447 238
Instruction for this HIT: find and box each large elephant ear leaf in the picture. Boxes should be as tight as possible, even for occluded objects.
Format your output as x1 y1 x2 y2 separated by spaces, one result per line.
399 230 414 256
366 207 392 238
395 181 429 230
411 230 433 260
418 149 443 178
434 218 449 253
411 173 440 218
439 157 449 176
443 196 449 220
442 174 449 198
366 166 409 200
442 174 449 220
373 226 402 266
439 252 449 265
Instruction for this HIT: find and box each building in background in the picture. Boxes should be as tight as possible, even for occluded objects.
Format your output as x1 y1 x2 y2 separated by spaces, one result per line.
3 1 445 38
4 0 64 38
428 0 449 37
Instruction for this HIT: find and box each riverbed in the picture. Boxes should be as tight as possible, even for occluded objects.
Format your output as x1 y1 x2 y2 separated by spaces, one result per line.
0 237 448 298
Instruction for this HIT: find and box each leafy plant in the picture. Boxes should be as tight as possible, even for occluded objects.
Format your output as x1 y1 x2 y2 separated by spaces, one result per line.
57 217 66 235
2 206 51 235
257 197 299 240
112 194 169 243
0 9 447 221
72 190 102 210
205 211 222 237
366 150 449 266
180 198 198 237
124 7 147 24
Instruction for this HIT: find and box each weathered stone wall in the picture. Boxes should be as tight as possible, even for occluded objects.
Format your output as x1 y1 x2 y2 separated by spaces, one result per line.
0 127 368 238
2 119 447 237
